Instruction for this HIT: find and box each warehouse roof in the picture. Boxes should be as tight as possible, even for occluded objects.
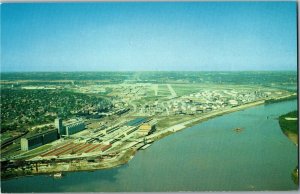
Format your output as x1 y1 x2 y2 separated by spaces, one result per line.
126 117 147 126
26 129 57 140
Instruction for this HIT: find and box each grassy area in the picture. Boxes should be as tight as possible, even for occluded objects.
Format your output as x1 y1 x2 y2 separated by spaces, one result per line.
152 131 174 141
20 144 53 158
133 96 159 105
157 84 170 96
0 132 13 142
279 110 298 145
157 115 193 129
144 87 156 97
292 166 299 185
3 149 23 159
171 84 203 96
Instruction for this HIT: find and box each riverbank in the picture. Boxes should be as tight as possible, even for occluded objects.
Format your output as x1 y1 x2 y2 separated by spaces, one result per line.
278 110 298 185
1 148 138 180
1 94 297 180
278 110 298 145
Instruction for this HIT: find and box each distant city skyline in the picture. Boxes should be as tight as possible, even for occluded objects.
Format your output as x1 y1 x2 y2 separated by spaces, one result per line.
1 2 297 72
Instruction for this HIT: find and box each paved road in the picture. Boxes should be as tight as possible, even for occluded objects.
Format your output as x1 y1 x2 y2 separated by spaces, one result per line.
167 84 177 98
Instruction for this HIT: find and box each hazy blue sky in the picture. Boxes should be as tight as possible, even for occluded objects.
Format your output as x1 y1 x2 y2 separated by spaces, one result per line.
1 2 297 72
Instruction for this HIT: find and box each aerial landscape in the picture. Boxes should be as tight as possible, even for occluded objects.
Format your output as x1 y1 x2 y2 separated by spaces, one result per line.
1 1 298 192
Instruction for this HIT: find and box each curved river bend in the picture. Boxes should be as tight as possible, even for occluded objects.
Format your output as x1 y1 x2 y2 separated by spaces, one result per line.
2 100 298 192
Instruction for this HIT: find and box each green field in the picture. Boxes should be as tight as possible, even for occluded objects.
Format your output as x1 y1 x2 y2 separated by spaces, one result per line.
279 110 298 145
20 144 53 158
157 115 194 129
157 84 170 96
171 84 203 96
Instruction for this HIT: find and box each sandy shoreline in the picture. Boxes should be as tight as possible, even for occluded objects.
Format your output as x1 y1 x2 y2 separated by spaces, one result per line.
2 94 297 180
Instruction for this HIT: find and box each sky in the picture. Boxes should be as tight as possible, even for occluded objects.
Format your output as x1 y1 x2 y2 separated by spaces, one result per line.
1 2 297 72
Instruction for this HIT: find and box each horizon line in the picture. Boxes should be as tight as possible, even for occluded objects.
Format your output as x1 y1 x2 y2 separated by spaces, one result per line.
0 70 297 73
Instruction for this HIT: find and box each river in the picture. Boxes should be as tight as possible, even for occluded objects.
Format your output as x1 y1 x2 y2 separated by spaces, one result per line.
1 100 298 192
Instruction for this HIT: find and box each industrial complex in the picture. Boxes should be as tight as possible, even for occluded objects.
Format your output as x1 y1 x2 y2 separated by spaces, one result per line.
55 118 85 137
20 116 157 159
20 129 59 151
21 118 86 151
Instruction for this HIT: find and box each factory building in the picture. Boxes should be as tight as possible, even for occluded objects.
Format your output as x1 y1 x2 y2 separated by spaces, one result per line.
126 117 147 126
20 129 59 151
137 119 157 136
43 130 59 144
20 117 85 151
55 118 85 137
55 118 64 135
65 121 85 136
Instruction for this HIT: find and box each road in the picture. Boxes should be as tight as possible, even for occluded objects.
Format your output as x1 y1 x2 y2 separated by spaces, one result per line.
167 84 177 98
